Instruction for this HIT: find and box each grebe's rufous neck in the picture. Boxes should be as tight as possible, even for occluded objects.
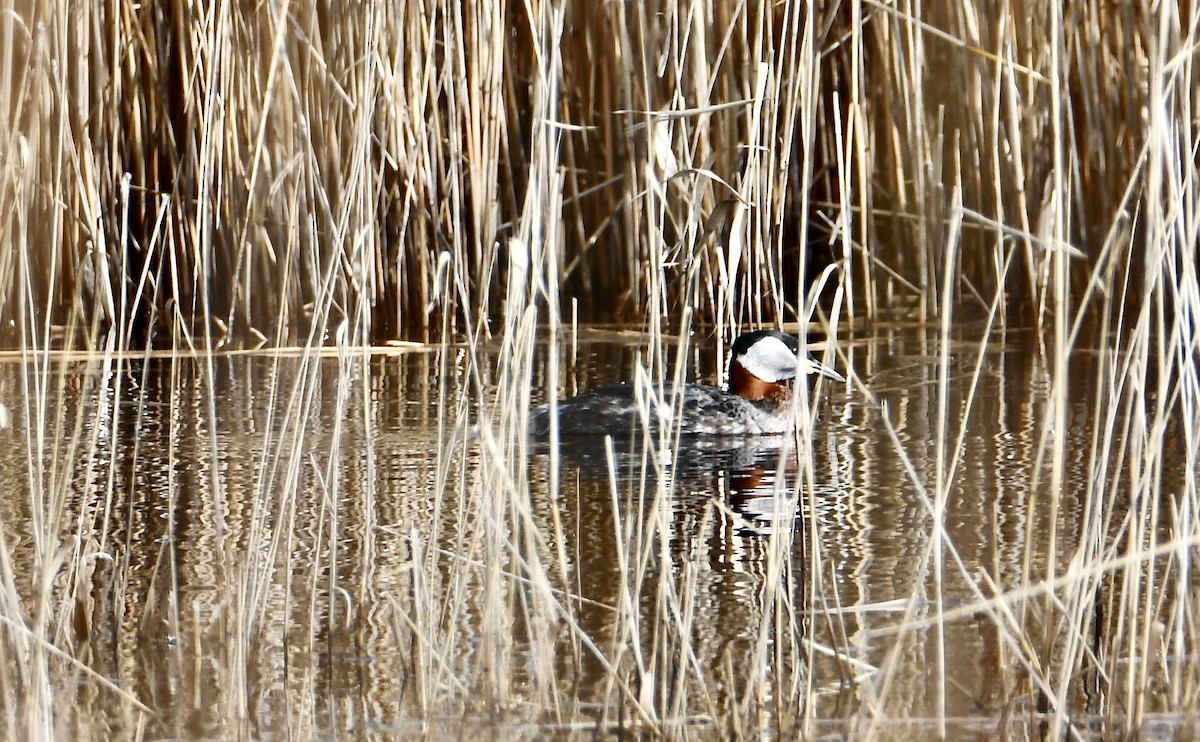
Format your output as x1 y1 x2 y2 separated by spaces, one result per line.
530 329 844 437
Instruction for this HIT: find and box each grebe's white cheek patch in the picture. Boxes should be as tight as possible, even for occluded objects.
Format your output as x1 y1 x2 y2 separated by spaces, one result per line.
737 335 799 382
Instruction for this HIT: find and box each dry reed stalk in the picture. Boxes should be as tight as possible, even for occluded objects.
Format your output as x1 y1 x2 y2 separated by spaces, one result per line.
0 0 1198 738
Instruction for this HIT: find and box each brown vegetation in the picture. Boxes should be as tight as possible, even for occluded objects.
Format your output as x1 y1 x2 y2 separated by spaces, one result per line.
0 0 1197 738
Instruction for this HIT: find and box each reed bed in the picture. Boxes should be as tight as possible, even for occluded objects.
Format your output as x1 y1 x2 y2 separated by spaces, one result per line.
0 0 1198 739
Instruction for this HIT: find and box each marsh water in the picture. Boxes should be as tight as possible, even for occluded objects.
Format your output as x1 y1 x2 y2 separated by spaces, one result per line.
0 321 1187 739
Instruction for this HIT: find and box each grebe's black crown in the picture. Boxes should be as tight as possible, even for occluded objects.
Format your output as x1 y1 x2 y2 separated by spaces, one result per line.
730 330 799 360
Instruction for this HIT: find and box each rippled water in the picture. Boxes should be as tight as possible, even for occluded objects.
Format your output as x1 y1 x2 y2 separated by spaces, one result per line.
0 322 1189 739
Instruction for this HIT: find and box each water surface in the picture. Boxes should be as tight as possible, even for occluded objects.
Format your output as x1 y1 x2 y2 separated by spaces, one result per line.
0 322 1187 739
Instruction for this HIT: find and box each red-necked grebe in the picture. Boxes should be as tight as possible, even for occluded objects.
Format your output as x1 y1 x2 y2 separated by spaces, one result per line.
530 330 844 437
